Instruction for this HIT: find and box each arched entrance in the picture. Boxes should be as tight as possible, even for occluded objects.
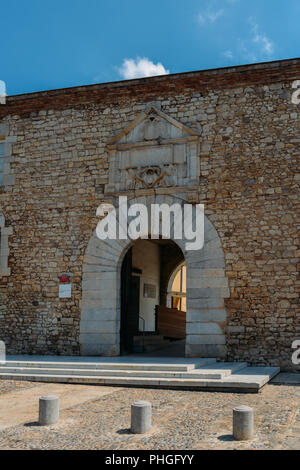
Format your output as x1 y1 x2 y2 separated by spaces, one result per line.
80 194 229 358
166 261 186 311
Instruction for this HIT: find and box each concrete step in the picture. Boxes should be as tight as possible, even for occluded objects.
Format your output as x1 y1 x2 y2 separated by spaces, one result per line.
0 361 247 379
0 356 279 392
187 362 248 378
2 357 216 372
0 366 280 392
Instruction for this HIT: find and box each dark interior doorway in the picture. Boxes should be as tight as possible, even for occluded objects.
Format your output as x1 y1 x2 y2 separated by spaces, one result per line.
120 248 140 354
120 239 186 356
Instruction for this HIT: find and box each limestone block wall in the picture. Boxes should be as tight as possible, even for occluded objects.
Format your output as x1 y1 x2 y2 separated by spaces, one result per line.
0 58 299 369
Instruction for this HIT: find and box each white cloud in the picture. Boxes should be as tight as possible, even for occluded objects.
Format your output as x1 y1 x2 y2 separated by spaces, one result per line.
223 18 275 64
224 49 233 60
238 40 258 62
197 8 224 25
118 57 170 80
0 80 6 96
249 17 274 56
197 0 239 26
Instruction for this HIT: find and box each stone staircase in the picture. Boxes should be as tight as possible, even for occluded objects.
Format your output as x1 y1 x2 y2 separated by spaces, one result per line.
0 356 280 392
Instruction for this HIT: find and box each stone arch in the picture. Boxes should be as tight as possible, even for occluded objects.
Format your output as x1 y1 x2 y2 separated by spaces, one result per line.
80 194 229 357
166 260 186 309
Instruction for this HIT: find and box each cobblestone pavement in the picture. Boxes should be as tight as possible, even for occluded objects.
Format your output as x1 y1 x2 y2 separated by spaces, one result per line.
0 379 299 450
0 379 37 395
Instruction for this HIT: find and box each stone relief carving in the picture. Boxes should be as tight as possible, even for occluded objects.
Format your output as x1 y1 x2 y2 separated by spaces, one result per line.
105 107 201 194
125 164 177 190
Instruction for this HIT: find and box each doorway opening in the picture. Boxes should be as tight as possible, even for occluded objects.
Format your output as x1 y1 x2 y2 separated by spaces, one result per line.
120 238 186 356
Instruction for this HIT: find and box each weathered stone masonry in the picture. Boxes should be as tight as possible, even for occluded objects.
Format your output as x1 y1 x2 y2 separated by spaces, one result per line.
0 58 299 369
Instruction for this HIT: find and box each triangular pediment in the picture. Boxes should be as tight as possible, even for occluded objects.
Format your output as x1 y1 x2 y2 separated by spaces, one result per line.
105 107 201 194
107 107 200 147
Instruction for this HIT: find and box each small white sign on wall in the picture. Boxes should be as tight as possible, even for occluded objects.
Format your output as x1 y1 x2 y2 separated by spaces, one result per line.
143 283 156 299
59 283 72 298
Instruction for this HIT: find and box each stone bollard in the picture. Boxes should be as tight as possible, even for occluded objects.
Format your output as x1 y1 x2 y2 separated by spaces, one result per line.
233 405 254 440
131 400 152 434
39 395 59 425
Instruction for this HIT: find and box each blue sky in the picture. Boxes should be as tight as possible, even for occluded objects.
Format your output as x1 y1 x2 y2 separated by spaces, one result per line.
1 0 299 96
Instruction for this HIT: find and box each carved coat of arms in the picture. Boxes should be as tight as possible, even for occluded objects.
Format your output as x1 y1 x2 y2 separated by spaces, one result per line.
126 165 177 190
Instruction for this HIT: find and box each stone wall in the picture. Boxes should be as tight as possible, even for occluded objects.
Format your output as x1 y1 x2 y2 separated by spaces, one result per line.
0 58 299 369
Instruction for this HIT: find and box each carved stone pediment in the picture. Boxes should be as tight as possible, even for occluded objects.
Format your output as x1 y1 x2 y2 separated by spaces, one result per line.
105 107 201 193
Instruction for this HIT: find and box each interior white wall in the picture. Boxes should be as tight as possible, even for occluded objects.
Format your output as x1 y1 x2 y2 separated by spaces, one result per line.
132 240 160 331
